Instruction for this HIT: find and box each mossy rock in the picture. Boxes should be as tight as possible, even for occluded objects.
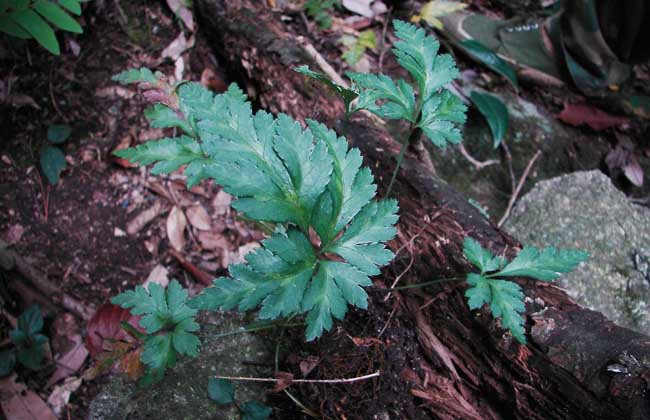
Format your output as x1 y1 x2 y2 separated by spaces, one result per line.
88 313 272 420
506 170 650 334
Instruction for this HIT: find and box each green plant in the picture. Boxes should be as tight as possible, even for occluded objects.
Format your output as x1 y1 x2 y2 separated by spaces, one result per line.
208 378 272 419
0 0 87 55
304 0 339 29
0 305 49 375
340 29 376 67
463 237 588 343
470 91 509 148
110 65 398 378
40 123 72 185
297 20 467 195
111 280 199 384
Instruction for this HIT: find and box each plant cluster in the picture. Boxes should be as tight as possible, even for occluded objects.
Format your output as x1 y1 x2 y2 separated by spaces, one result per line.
0 305 49 375
304 0 339 29
107 21 587 395
0 0 87 55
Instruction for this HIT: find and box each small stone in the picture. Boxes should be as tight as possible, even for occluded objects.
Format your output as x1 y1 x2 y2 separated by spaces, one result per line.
113 227 126 237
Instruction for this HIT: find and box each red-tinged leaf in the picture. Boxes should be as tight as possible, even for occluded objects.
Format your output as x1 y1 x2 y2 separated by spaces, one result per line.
558 103 629 130
86 304 141 356
119 348 144 380
272 371 294 392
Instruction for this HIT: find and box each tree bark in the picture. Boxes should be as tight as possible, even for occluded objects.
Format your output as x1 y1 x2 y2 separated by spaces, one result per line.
194 1 650 419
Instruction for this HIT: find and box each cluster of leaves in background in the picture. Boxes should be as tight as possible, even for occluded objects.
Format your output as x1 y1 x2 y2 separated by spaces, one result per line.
112 66 398 346
340 29 376 67
40 124 71 184
0 306 49 375
0 0 87 55
111 280 200 385
463 238 588 342
304 0 339 29
208 378 272 420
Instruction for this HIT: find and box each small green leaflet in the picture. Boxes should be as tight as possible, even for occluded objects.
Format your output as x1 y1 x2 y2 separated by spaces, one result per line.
113 136 204 176
112 67 159 85
341 29 377 66
470 91 509 148
40 146 67 184
9 305 48 370
47 124 72 144
461 40 518 89
417 90 467 147
348 72 416 122
112 280 200 373
240 400 272 420
144 104 194 136
208 378 234 405
463 237 588 343
294 65 359 114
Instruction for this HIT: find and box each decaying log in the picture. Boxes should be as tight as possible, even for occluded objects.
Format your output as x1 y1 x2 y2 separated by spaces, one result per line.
194 1 650 419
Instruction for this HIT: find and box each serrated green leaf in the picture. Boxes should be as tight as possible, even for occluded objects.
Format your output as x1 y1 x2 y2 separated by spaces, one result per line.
208 378 234 405
307 120 376 244
463 237 503 274
294 65 359 113
392 20 459 101
418 90 467 147
465 273 491 310
144 104 194 136
348 72 416 121
496 246 589 281
0 350 16 376
34 0 82 34
141 334 175 371
488 279 526 343
112 67 157 85
326 200 398 275
47 124 71 144
172 318 200 357
240 400 272 420
57 0 81 15
461 39 518 89
114 136 204 175
40 146 67 184
470 91 509 148
11 9 59 54
302 263 348 341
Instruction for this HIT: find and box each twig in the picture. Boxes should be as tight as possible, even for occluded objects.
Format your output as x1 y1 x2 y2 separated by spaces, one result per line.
214 371 380 384
498 150 542 227
297 37 348 87
458 143 499 170
49 66 67 123
377 8 392 73
500 140 516 192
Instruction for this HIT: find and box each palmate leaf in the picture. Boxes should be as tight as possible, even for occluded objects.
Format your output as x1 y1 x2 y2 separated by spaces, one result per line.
114 75 399 341
463 238 588 343
347 72 416 122
418 90 467 147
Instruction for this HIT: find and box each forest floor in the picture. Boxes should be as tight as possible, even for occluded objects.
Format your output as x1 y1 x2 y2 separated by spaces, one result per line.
0 1 649 419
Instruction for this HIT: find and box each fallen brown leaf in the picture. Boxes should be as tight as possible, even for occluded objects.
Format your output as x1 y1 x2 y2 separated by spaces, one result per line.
197 231 229 251
299 356 320 377
47 335 89 387
127 201 167 235
47 377 82 416
211 190 232 216
186 205 212 230
272 371 294 392
143 264 170 288
167 206 187 251
0 374 57 420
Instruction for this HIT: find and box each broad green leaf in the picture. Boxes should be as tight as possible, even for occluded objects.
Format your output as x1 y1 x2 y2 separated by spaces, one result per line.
11 9 59 54
113 136 204 175
240 400 272 420
141 334 175 371
465 273 491 310
112 67 158 85
34 0 82 34
40 146 67 184
0 16 32 39
47 124 71 144
294 65 359 113
461 39 518 89
470 91 508 148
414 1 468 30
392 20 459 102
0 350 16 376
144 104 194 136
208 378 234 405
57 0 81 15
302 263 348 341
496 246 589 281
348 72 416 121
418 89 467 147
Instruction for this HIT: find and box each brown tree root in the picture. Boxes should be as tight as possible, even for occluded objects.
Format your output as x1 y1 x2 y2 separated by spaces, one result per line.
194 1 650 419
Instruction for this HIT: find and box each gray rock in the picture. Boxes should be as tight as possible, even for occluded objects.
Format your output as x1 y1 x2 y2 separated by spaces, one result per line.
87 313 272 420
506 170 650 334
